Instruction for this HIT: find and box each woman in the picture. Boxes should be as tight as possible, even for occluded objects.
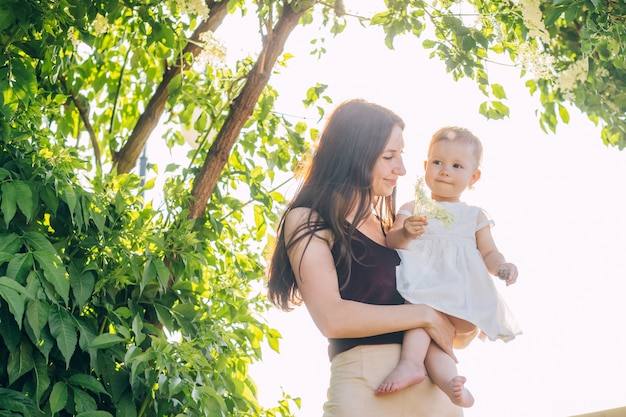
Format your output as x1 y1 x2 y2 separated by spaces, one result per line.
267 99 462 417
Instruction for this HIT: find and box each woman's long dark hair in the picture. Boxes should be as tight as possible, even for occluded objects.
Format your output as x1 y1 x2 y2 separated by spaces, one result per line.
267 99 405 311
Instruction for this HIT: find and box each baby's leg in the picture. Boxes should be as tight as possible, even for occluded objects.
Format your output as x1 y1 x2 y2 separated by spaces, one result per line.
425 342 474 407
375 327 429 395
447 315 479 349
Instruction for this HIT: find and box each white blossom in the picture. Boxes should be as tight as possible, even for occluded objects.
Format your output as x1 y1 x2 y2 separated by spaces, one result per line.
516 42 556 81
515 0 549 43
413 176 456 227
93 14 109 37
195 31 227 68
176 0 209 19
555 58 588 95
67 27 79 50
596 67 609 78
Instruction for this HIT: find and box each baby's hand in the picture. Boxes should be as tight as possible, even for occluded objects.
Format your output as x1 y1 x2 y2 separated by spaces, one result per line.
403 216 428 239
497 263 518 286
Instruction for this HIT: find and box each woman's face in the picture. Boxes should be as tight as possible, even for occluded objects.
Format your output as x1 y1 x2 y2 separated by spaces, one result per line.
371 125 406 197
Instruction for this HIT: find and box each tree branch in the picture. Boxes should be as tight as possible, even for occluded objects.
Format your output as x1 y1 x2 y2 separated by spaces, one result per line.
112 1 229 174
60 75 101 167
188 2 308 219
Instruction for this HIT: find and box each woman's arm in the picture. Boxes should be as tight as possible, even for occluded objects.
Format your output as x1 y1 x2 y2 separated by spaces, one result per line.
284 207 456 357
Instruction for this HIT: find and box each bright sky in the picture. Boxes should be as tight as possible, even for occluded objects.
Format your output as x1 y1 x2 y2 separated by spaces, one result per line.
218 3 626 416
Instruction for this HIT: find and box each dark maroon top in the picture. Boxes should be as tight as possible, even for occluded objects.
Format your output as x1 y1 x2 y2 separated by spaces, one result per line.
327 228 405 360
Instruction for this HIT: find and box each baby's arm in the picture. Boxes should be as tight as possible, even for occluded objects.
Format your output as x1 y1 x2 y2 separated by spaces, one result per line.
475 211 518 286
386 202 428 249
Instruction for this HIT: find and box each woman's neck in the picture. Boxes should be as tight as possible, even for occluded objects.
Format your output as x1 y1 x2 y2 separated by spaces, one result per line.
356 213 386 246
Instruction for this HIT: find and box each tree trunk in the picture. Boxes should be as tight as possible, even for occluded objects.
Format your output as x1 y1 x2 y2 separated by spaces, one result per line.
188 3 307 219
112 1 229 174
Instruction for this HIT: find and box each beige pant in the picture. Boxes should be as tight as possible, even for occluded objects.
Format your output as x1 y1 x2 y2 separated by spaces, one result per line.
323 344 463 417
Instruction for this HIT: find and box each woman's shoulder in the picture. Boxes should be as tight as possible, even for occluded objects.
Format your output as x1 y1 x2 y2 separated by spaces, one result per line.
284 207 315 230
284 207 332 240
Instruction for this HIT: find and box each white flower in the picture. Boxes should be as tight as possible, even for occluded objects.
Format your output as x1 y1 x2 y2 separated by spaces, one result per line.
516 42 555 81
413 176 456 227
93 14 109 37
555 58 588 94
176 0 209 19
196 31 227 68
515 0 549 43
67 27 79 50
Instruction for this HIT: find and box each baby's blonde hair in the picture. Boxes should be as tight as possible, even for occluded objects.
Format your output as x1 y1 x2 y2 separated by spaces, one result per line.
428 126 483 168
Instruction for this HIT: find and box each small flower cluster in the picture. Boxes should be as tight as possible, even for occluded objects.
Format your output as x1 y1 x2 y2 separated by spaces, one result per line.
196 31 227 68
516 42 555 81
93 14 109 37
555 58 589 100
413 177 456 227
175 0 210 19
516 0 549 43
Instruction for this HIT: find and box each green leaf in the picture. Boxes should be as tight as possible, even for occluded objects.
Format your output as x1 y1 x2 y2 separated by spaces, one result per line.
11 58 38 100
140 257 152 291
33 324 54 359
33 353 51 404
0 8 15 33
0 303 20 351
1 181 17 225
563 4 580 23
152 257 171 290
0 277 26 327
0 388 41 415
128 349 155 382
69 268 95 308
7 340 35 384
40 186 59 215
491 83 507 100
58 183 78 220
491 100 510 117
88 333 125 349
75 411 114 417
33 250 69 305
67 374 109 395
6 252 32 282
132 314 145 346
72 387 97 413
154 304 174 330
558 104 570 123
0 232 21 253
48 306 77 368
544 6 564 26
115 393 138 417
26 299 49 341
167 73 183 96
23 231 56 252
14 180 35 223
461 35 476 52
49 382 69 414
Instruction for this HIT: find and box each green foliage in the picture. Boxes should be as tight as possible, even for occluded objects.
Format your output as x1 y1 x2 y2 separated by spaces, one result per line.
371 0 626 149
1 0 623 415
0 0 321 413
0 133 295 416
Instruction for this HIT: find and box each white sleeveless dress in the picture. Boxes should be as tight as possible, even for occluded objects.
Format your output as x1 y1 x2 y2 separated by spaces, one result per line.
396 202 522 342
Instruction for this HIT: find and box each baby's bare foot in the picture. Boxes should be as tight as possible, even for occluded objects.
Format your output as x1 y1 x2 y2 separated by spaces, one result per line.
447 376 474 407
375 361 426 396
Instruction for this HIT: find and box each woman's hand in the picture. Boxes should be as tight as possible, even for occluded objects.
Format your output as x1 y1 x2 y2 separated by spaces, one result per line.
420 305 457 362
